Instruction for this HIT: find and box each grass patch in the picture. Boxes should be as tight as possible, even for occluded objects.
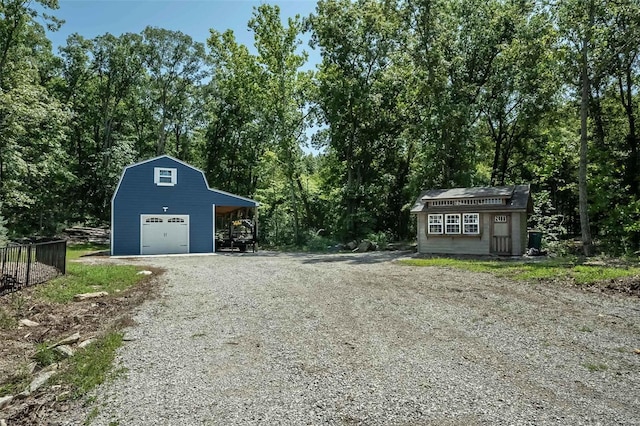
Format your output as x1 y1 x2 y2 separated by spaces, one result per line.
10 293 27 311
0 366 31 397
584 363 608 372
55 331 125 399
35 263 143 303
572 265 639 284
398 258 640 285
34 243 143 303
0 307 17 329
33 343 65 367
66 243 109 260
84 407 100 425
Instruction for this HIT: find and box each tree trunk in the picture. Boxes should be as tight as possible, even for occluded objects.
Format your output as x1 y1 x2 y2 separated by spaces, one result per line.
490 135 502 186
579 18 594 257
621 65 639 198
288 175 300 245
295 175 313 229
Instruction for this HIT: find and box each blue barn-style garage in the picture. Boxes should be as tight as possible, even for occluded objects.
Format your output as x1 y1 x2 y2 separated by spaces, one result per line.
111 155 258 256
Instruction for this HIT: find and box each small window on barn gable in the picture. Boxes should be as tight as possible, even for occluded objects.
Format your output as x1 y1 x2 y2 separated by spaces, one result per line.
428 214 443 234
154 167 177 186
445 214 461 234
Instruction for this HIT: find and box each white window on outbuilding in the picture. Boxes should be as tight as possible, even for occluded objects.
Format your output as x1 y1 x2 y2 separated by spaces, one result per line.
463 213 480 235
428 214 443 234
445 214 461 234
154 167 177 186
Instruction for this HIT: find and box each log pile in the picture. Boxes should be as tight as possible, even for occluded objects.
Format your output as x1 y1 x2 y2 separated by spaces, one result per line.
62 226 110 244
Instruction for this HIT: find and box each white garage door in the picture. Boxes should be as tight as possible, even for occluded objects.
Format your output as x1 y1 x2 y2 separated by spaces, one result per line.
140 215 189 255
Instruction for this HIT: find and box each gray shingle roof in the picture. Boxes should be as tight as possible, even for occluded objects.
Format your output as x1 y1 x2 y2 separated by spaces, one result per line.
421 186 514 200
411 185 531 213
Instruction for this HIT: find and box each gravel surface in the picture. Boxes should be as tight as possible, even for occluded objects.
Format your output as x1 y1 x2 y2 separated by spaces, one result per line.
81 251 639 425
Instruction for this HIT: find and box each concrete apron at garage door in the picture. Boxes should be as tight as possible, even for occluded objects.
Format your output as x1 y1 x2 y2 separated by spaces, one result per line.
140 214 189 255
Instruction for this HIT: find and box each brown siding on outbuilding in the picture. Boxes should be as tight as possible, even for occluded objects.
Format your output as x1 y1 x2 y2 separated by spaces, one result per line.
511 213 521 255
520 212 529 254
412 185 532 256
417 212 493 255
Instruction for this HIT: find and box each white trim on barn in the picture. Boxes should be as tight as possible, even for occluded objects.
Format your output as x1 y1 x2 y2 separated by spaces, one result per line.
154 167 178 186
212 204 216 253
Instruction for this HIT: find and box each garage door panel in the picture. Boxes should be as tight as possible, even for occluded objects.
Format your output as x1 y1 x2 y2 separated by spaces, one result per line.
140 215 189 255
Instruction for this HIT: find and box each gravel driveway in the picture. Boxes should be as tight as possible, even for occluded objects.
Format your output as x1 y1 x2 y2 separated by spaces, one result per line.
85 252 639 425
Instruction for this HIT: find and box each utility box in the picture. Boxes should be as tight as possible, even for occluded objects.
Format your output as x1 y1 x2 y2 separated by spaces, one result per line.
527 230 543 250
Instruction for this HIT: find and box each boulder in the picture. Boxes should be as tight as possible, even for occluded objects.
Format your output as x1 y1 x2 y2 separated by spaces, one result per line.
77 339 95 349
54 345 74 358
345 241 358 251
50 332 80 349
0 395 13 410
356 240 376 252
29 370 55 393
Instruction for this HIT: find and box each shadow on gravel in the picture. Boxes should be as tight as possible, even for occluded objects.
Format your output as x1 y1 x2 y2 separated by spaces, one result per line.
213 250 415 265
298 251 414 265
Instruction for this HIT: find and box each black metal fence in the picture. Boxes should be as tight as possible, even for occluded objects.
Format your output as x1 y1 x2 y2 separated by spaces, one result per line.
0 240 67 296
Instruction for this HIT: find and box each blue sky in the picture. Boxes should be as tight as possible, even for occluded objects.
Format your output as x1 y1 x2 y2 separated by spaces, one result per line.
43 0 320 66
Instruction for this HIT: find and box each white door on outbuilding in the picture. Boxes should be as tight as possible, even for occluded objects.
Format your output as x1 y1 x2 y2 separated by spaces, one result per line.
140 214 189 255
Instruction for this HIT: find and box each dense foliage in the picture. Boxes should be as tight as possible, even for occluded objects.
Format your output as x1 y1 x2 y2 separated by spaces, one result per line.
1 0 639 255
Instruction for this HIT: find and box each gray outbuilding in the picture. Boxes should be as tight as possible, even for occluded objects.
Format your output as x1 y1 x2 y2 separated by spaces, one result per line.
411 185 532 256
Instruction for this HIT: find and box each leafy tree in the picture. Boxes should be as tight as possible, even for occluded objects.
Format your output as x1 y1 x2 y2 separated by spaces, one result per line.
0 203 8 246
141 27 206 157
204 28 269 197
311 0 409 240
477 1 559 186
0 0 69 234
250 4 315 244
56 33 145 222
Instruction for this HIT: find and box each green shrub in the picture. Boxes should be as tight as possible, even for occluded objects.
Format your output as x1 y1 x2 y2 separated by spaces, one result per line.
0 203 8 248
303 230 336 252
528 191 566 253
367 231 392 250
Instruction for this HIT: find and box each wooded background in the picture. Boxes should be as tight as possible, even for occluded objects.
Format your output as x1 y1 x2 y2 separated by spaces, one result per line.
0 0 638 255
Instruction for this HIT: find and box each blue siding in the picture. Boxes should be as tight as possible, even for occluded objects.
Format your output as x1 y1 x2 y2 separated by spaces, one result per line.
112 156 256 255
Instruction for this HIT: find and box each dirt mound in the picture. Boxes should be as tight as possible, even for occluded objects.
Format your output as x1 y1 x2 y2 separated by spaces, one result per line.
582 276 640 298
